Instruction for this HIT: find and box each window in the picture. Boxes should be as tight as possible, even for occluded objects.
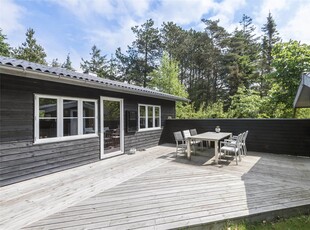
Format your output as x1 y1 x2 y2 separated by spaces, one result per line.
138 104 161 130
35 94 97 143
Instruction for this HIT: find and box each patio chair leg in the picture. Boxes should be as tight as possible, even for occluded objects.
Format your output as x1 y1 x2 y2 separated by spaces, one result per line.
244 145 247 156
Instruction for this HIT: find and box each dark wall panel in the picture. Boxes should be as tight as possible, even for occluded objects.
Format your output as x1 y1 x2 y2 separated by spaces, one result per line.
0 74 175 186
161 119 310 157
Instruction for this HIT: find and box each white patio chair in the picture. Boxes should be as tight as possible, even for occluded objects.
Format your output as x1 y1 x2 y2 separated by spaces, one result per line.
227 130 249 156
219 133 243 165
189 129 204 149
241 130 249 156
182 130 197 154
173 131 187 157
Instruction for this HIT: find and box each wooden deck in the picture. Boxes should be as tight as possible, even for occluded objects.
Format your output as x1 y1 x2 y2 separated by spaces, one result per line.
1 144 310 229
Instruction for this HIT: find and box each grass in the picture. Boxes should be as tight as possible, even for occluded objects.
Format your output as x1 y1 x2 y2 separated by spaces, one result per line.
225 213 310 230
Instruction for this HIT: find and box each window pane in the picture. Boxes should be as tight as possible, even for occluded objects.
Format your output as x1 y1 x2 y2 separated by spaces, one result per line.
83 118 95 134
148 106 153 128
39 119 57 138
139 106 146 129
63 100 78 117
39 98 57 118
139 106 145 117
155 107 160 117
83 101 95 117
140 118 146 129
155 118 160 127
63 118 78 136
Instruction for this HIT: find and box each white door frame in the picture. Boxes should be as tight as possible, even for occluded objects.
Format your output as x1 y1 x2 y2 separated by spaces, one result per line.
100 96 124 159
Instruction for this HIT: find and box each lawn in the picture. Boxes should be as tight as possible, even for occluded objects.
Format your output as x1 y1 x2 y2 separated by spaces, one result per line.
225 213 310 230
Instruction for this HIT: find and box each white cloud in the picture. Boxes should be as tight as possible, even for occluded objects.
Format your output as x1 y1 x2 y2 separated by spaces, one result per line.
0 0 25 44
152 0 215 25
280 2 310 44
254 0 310 44
210 0 246 32
51 0 114 21
255 0 289 25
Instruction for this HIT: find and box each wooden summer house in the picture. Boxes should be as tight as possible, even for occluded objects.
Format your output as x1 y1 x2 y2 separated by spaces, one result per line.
0 56 188 186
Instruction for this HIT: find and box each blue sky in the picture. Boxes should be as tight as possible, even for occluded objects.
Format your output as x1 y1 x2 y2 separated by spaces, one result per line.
1 0 309 71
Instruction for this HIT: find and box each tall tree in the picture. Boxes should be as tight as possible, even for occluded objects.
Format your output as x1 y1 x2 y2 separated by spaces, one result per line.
0 29 11 57
149 52 190 118
116 19 162 87
226 15 259 96
61 53 75 71
150 52 187 97
261 12 280 74
51 58 61 67
106 54 119 80
13 28 47 64
202 19 230 105
161 22 189 84
270 40 310 116
80 45 108 78
257 12 281 97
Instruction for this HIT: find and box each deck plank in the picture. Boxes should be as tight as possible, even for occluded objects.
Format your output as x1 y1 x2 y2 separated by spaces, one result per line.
1 145 309 229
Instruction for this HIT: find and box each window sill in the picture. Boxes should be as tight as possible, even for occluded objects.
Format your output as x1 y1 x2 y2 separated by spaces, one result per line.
34 133 99 145
138 127 162 132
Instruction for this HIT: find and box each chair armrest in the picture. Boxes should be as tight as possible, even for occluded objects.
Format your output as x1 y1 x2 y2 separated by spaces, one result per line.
221 140 237 147
224 139 235 142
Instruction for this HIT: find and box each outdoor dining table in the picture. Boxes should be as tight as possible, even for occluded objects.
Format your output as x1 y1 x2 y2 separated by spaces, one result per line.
186 131 232 164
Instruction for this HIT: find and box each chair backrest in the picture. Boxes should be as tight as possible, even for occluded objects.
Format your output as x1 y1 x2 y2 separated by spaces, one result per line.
173 131 184 143
236 133 243 147
242 130 248 143
189 129 197 136
182 130 191 139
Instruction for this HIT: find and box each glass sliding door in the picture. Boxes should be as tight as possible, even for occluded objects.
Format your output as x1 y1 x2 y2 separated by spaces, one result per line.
100 97 123 158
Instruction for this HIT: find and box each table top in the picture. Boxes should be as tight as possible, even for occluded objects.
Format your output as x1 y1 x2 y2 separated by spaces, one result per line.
188 132 232 141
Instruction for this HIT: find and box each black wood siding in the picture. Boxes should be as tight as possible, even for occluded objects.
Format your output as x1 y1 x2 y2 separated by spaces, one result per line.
0 74 175 186
161 119 310 157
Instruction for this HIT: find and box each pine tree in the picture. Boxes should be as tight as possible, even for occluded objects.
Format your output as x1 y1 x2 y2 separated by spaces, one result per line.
116 19 162 87
51 58 61 67
258 12 281 96
261 12 280 74
13 28 47 64
0 29 11 57
80 45 108 78
226 15 260 96
61 53 75 71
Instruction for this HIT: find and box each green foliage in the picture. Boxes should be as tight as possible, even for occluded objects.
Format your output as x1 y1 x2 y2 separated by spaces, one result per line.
13 28 47 65
149 53 192 118
271 40 310 115
0 29 11 57
228 86 264 118
116 19 162 87
150 52 188 98
80 45 108 78
226 213 310 230
61 53 75 71
51 58 61 67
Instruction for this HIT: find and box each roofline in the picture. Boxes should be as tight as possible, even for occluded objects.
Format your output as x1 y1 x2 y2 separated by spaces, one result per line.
293 73 310 108
0 64 190 102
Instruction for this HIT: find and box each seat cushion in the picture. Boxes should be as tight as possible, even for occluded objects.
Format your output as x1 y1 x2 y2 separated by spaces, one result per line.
221 146 238 152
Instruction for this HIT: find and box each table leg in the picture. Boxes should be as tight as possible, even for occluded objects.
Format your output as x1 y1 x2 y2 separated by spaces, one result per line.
214 141 219 164
187 139 191 160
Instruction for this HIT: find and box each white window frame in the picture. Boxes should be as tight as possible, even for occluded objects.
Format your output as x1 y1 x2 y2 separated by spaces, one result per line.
34 94 98 144
138 104 161 131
